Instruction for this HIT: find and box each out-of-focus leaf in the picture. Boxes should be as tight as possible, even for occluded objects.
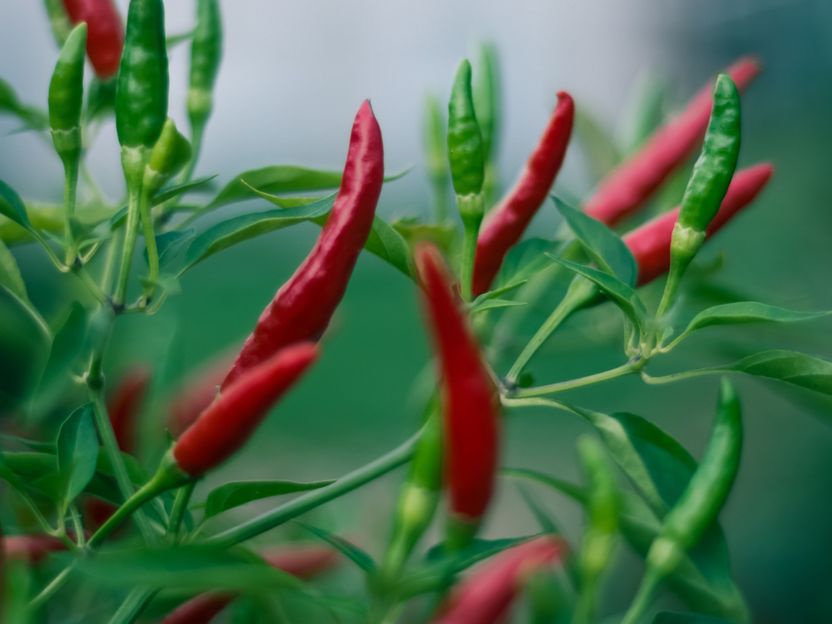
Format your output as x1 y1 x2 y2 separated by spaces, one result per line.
0 77 48 130
575 108 620 182
298 522 375 573
363 216 413 277
0 285 50 408
0 180 34 233
203 479 334 519
653 612 733 624
0 237 27 301
35 303 89 405
618 73 667 155
494 237 561 290
56 404 99 512
207 166 345 209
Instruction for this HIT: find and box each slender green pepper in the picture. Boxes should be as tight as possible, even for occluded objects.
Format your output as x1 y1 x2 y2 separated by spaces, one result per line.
186 0 222 178
447 59 485 300
473 41 500 204
657 74 741 317
424 94 451 221
622 379 743 624
48 23 87 265
114 0 168 306
43 0 73 47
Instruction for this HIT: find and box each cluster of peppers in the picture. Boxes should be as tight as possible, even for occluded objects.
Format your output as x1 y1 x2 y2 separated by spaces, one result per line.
0 0 775 621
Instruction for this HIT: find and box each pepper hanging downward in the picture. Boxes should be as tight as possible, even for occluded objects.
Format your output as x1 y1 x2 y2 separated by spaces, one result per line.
62 0 124 79
415 244 499 547
223 100 384 388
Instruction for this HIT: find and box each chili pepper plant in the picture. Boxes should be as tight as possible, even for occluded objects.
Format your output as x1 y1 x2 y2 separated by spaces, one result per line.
0 2 829 623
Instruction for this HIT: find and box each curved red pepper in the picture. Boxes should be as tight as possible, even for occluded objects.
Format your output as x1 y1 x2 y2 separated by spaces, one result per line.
222 100 384 389
168 354 232 437
585 57 760 226
174 343 318 477
472 92 575 296
62 0 124 79
624 163 773 285
162 545 338 624
2 535 66 564
415 244 499 525
434 536 566 624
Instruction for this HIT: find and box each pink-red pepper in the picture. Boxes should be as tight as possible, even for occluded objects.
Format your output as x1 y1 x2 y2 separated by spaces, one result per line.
168 354 233 437
2 535 66 564
174 343 318 477
415 244 499 536
624 163 773 285
433 536 567 624
222 101 384 389
584 57 760 226
62 0 124 79
472 91 575 295
161 545 338 624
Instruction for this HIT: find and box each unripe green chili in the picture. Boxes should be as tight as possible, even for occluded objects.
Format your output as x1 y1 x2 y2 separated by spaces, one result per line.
424 94 451 221
447 59 485 300
186 0 222 178
43 0 73 47
114 0 168 306
657 74 741 317
622 379 743 624
473 42 500 204
48 23 87 265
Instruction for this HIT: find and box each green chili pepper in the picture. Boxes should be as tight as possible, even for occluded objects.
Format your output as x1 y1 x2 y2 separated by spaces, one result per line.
187 0 222 141
48 23 87 265
573 435 618 624
473 42 500 204
424 94 451 222
622 379 743 624
113 0 168 306
657 74 741 317
447 59 485 300
144 119 192 194
382 403 442 579
43 0 73 47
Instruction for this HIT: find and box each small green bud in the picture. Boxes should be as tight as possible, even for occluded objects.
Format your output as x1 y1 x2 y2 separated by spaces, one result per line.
144 118 192 193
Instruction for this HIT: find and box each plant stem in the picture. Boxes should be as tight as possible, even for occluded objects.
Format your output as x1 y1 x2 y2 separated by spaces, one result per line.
620 568 662 624
114 180 142 307
63 158 79 266
505 276 597 383
641 368 717 385
207 432 420 548
108 588 158 624
167 482 196 540
459 217 479 302
511 361 638 399
137 186 159 299
88 477 164 548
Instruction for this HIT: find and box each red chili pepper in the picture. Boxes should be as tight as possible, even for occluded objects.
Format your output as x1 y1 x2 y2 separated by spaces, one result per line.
173 343 318 477
624 163 773 285
472 92 574 296
223 101 384 389
434 536 567 624
168 354 233 437
2 535 66 564
162 545 338 624
62 0 124 79
415 244 499 528
584 57 760 226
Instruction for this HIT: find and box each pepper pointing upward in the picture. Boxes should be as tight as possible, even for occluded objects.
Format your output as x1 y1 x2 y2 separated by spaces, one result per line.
223 101 384 388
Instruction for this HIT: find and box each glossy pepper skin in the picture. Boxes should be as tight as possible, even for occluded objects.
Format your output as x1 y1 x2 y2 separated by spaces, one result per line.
447 60 485 198
161 545 338 624
434 536 566 624
222 101 383 388
624 163 772 285
48 23 87 168
174 343 318 477
115 0 168 158
472 91 575 295
584 57 759 226
62 0 124 79
415 244 499 536
187 0 223 132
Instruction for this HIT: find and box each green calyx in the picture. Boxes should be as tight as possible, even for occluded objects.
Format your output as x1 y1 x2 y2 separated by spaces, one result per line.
48 23 87 163
116 0 169 151
144 118 192 192
447 59 485 197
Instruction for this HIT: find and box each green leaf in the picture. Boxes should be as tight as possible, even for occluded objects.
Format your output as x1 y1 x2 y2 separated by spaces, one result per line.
35 303 89 404
73 545 307 592
203 479 334 519
363 216 413 277
208 166 346 209
469 298 525 316
503 467 588 504
724 350 832 395
0 237 27 301
494 237 561 289
0 180 34 232
553 195 637 286
298 522 376 573
153 175 217 205
56 404 99 511
549 256 647 330
619 73 667 155
0 77 48 130
678 302 829 341
391 218 456 253
0 285 50 408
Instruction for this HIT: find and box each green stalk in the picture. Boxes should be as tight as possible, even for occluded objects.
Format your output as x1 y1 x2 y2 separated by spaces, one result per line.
457 192 484 301
114 179 142 307
207 432 419 548
138 186 159 298
620 568 662 624
108 588 158 624
62 158 79 265
511 361 638 399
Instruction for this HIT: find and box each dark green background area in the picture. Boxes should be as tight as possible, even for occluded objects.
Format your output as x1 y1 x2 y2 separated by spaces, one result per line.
3 1 832 622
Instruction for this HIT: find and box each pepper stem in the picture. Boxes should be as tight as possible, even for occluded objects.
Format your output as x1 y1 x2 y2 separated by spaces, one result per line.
456 192 484 301
62 158 79 266
138 186 159 300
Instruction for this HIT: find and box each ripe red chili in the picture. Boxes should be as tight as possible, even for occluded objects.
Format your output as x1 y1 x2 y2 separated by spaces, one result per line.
624 163 773 285
173 343 318 477
222 100 384 389
584 57 760 226
2 535 66 564
62 0 124 79
472 91 574 296
415 244 499 526
168 354 232 436
161 545 337 624
434 536 566 624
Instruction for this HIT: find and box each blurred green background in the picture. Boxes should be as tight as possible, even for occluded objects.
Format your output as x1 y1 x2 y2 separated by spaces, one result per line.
2 1 832 622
